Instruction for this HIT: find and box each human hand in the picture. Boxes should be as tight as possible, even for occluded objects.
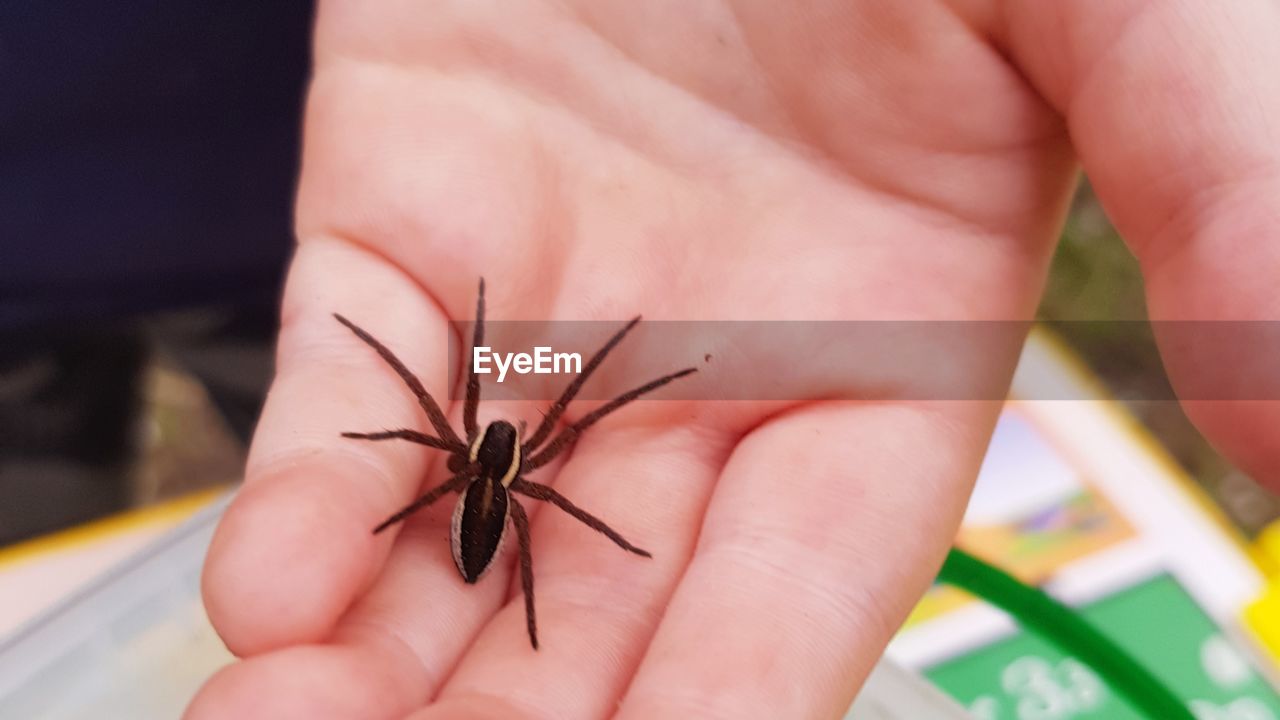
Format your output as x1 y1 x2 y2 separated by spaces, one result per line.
186 2 1280 718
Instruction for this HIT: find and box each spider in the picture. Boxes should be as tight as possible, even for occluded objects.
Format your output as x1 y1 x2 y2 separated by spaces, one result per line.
333 279 697 649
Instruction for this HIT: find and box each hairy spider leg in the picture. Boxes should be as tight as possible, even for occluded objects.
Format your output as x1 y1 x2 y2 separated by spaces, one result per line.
510 478 651 556
463 278 486 443
373 470 475 534
524 366 698 471
509 498 538 649
522 316 642 453
334 313 465 451
341 429 456 451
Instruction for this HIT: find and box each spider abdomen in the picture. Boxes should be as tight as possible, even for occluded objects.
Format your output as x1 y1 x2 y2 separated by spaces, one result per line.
451 476 510 583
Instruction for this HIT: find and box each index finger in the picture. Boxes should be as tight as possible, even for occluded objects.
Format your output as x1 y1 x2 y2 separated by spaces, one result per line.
202 237 457 656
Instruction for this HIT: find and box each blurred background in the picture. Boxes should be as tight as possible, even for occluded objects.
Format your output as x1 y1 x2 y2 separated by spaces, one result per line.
2 1 1278 549
0 1 311 544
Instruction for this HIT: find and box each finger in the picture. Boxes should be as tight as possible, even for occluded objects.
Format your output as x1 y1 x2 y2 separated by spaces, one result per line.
1004 1 1280 487
617 401 996 719
319 396 563 690
432 417 726 717
203 237 456 655
183 641 427 720
195 396 564 718
403 696 537 720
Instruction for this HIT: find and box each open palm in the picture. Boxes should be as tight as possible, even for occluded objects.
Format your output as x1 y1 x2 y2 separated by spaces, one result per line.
187 2 1280 718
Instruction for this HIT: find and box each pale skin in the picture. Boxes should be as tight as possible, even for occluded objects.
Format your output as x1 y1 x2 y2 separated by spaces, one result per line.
185 1 1280 718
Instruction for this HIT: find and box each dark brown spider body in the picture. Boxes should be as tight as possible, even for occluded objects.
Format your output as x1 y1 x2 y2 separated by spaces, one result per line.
452 420 521 582
335 278 696 649
452 474 510 583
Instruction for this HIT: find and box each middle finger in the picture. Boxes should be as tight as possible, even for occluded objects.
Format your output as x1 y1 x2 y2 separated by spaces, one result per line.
419 417 728 718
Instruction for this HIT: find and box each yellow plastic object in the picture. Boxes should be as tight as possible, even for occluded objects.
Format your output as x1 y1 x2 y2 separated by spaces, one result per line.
1243 520 1280 667
1253 521 1280 576
0 487 226 569
1245 581 1280 667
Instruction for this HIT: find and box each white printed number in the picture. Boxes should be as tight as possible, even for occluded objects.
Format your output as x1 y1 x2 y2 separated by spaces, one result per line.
1001 656 1105 720
1190 698 1277 720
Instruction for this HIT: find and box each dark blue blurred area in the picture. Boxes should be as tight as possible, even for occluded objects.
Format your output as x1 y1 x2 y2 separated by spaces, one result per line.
0 1 314 542
1 1 313 329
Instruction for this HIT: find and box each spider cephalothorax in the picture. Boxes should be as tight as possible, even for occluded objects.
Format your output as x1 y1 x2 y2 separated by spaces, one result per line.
334 279 696 649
